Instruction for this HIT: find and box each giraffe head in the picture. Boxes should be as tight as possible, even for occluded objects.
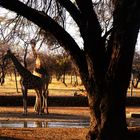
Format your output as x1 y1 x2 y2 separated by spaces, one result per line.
3 50 13 61
30 39 36 48
0 50 13 85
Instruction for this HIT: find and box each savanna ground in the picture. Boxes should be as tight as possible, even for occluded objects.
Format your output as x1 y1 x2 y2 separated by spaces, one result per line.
1 75 140 140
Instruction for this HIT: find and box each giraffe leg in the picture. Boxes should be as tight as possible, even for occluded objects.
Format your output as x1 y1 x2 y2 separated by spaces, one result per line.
22 88 27 115
38 92 43 115
45 90 49 114
42 88 49 114
41 92 45 114
35 90 42 115
34 90 40 114
42 94 46 114
34 94 39 113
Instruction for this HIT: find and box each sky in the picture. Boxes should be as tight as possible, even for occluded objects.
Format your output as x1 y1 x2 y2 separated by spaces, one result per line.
0 7 140 53
136 32 140 52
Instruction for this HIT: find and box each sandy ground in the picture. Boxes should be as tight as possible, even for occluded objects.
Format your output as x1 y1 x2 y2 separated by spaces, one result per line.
0 128 88 140
0 106 140 140
1 77 140 139
0 107 89 140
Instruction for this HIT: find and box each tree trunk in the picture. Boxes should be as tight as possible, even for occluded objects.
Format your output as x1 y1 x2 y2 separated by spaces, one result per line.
85 1 140 138
86 78 128 140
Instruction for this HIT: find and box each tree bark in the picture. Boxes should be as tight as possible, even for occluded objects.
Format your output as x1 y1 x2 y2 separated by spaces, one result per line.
85 76 128 140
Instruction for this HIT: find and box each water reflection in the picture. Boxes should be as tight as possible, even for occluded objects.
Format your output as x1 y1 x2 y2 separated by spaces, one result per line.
0 120 90 128
0 119 139 128
127 119 140 127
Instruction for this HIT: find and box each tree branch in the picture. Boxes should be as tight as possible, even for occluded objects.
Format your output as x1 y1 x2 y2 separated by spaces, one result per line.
0 0 89 76
75 0 102 37
56 0 82 28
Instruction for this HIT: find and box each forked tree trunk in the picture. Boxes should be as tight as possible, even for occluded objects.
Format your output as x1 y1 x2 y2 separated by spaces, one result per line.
84 36 136 140
83 19 138 140
85 77 128 140
84 1 140 138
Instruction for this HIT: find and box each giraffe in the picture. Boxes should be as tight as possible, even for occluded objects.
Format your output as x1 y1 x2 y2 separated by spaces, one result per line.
30 39 50 114
3 50 45 115
0 61 6 85
131 70 140 88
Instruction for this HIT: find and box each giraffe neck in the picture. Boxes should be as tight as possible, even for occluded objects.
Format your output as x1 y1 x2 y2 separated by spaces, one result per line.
31 45 41 68
9 54 32 77
31 44 38 60
32 46 38 60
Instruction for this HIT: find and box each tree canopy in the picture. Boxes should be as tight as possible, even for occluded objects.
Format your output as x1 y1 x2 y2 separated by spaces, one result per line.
0 0 140 140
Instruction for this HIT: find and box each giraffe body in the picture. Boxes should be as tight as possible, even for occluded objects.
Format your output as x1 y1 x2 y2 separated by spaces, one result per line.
31 40 50 114
3 50 46 115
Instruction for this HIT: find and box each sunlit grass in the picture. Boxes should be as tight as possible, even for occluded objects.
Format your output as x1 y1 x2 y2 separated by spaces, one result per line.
2 75 140 97
0 75 86 96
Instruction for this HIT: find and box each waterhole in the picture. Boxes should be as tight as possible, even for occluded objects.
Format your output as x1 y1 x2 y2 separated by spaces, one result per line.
0 114 139 128
0 120 90 128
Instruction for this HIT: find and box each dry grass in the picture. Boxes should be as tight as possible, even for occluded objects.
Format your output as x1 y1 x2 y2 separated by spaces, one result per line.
1 75 140 97
0 75 86 96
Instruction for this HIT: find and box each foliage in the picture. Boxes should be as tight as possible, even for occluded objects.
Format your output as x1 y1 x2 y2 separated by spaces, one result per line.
133 51 140 71
0 0 66 49
0 46 77 80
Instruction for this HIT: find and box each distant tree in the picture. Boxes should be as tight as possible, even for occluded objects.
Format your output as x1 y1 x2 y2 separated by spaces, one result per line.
133 51 140 70
70 62 79 86
55 52 71 85
130 51 140 88
0 0 140 140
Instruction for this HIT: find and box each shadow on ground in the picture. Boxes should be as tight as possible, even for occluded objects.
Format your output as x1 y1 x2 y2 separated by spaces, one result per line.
0 136 22 140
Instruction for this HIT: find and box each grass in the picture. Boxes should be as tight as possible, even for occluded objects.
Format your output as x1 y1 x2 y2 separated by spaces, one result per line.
1 75 140 97
0 75 86 96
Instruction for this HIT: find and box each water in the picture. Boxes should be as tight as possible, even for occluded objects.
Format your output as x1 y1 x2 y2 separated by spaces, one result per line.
0 120 90 128
0 116 140 128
